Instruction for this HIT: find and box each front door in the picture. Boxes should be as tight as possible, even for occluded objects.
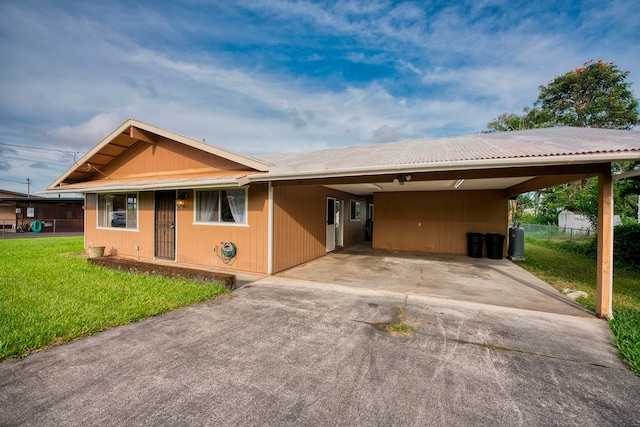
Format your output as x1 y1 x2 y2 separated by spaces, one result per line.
326 197 343 252
326 198 336 252
155 191 176 260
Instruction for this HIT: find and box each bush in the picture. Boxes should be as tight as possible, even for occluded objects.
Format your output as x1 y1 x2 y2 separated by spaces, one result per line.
614 223 640 269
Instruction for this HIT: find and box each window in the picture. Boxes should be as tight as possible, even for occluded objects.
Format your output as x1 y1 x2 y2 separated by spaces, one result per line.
195 189 247 224
350 200 362 221
97 193 137 229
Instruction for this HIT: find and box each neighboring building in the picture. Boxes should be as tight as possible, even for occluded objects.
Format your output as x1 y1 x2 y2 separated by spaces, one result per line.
0 189 84 233
45 119 640 317
558 210 622 233
558 210 594 233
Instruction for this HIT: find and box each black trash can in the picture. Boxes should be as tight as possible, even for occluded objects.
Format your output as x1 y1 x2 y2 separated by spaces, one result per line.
485 233 505 259
466 232 484 258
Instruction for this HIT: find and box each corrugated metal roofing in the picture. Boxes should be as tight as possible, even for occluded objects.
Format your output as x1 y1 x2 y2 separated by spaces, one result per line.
256 127 640 171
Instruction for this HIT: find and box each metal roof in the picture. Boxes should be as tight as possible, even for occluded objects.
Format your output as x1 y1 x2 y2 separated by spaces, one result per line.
256 127 640 171
45 122 640 195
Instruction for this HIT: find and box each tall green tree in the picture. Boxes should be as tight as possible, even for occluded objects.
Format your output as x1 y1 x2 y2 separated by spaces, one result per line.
486 60 640 225
536 60 640 129
487 60 640 131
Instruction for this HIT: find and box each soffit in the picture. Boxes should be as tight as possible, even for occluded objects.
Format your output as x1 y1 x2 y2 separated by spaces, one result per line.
48 119 272 191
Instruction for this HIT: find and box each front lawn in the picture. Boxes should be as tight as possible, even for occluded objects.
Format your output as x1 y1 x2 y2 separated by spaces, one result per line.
520 240 640 375
0 236 227 361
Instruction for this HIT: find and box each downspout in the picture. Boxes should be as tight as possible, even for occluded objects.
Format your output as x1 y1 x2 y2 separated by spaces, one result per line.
83 194 88 251
267 182 274 275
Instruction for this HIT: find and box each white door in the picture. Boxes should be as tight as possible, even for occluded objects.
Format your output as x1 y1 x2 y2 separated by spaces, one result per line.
326 198 336 252
335 200 343 247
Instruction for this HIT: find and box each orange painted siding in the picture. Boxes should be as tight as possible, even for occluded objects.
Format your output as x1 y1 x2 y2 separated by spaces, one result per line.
272 186 367 273
373 190 508 256
101 137 254 179
85 192 156 259
176 184 269 274
86 186 269 274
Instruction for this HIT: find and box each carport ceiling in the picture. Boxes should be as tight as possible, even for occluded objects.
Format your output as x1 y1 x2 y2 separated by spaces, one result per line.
324 176 535 196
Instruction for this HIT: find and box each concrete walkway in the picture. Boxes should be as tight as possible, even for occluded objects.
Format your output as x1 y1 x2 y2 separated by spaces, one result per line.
1 249 639 426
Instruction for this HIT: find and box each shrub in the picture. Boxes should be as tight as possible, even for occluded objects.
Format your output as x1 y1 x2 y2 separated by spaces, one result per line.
614 223 640 269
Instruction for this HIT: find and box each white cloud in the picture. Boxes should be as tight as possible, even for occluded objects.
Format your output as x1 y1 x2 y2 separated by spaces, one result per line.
0 0 638 195
47 112 125 149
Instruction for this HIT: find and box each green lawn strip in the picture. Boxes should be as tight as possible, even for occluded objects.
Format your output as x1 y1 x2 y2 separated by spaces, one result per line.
0 237 227 361
520 240 640 375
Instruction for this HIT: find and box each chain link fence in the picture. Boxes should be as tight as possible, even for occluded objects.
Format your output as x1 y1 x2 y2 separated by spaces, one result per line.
514 223 595 243
0 219 83 238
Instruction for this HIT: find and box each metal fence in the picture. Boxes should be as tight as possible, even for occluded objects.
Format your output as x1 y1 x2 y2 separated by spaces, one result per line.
513 223 595 243
0 219 83 238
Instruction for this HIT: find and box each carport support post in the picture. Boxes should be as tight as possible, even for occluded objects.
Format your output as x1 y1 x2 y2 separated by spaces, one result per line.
596 168 613 318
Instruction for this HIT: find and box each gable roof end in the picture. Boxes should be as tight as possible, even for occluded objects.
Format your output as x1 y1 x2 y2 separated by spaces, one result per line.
47 118 271 191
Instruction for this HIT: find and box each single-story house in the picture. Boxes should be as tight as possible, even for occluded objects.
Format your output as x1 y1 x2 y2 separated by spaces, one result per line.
0 189 84 233
46 119 640 317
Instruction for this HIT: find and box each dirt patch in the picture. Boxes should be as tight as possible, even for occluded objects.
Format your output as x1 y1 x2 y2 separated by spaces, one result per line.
88 257 236 289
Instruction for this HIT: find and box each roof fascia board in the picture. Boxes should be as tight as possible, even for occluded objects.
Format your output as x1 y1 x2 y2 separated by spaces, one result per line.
249 152 636 183
127 119 271 172
45 178 250 194
47 118 272 191
47 119 135 191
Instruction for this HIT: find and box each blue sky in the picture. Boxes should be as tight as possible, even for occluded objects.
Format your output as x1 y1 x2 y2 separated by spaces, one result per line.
1 0 639 194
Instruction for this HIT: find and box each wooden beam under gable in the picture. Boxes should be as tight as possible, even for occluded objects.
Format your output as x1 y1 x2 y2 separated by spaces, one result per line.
130 126 158 144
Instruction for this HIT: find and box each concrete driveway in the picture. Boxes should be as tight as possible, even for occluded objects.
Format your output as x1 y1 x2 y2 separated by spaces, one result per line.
1 251 639 426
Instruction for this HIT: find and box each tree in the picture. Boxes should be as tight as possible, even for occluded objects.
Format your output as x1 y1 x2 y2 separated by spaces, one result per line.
486 108 553 132
487 60 640 226
487 60 640 132
536 60 640 129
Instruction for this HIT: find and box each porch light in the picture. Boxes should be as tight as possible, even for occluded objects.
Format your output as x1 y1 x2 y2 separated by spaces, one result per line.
176 191 188 207
393 174 411 185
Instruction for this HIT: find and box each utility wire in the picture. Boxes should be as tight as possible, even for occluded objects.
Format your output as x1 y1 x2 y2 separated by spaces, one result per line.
1 155 73 167
0 142 78 156
0 178 28 184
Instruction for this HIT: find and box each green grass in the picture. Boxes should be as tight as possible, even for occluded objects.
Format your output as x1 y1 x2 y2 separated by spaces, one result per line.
0 236 227 361
520 240 640 375
387 308 416 335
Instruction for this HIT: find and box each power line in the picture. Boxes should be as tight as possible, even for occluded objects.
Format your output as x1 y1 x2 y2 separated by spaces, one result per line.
0 178 28 184
0 142 79 162
1 155 73 168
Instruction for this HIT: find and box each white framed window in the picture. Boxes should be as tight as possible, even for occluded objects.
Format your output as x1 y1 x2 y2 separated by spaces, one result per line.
195 188 247 225
350 200 362 221
97 193 138 229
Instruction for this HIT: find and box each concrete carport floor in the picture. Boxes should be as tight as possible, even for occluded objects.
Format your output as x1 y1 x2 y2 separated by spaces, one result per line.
2 248 639 426
276 244 593 317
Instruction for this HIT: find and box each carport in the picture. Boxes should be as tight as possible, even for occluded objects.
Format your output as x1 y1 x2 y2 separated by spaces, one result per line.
275 244 593 317
254 127 640 318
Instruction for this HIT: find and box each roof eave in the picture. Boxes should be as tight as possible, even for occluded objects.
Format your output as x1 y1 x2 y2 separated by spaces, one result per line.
249 152 637 183
43 176 251 194
46 118 272 192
